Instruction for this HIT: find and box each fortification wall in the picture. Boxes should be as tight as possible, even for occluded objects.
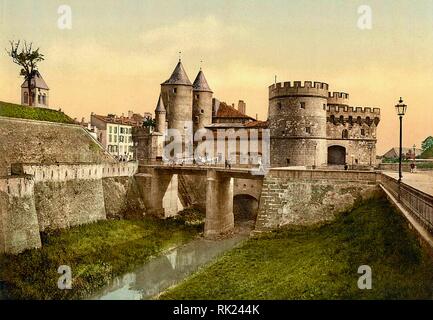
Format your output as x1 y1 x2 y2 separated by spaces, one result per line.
256 169 380 231
12 162 139 232
327 92 349 106
0 176 41 254
0 117 115 176
327 105 381 125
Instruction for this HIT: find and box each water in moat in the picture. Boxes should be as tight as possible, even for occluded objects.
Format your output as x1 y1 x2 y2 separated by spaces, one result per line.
90 223 252 300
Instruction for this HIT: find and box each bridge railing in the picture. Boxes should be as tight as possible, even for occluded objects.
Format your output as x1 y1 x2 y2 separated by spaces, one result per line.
380 173 433 234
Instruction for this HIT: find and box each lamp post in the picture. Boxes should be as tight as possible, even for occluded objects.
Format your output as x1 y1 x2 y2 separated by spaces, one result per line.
395 97 407 201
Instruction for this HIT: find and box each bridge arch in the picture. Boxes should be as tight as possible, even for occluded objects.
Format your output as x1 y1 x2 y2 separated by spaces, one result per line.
233 194 259 223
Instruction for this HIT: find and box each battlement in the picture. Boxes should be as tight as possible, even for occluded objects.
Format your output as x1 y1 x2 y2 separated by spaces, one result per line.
269 81 329 99
328 92 350 106
326 105 380 115
11 162 138 183
0 176 34 197
326 105 381 126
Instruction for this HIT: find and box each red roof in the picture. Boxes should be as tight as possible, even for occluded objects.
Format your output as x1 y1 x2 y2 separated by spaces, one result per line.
215 102 255 120
92 114 144 127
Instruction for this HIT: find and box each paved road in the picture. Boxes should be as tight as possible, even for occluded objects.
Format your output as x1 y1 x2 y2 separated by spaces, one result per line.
383 171 433 197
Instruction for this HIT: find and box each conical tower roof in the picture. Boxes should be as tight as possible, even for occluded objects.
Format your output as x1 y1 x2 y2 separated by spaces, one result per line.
155 94 166 113
162 61 192 86
193 70 212 93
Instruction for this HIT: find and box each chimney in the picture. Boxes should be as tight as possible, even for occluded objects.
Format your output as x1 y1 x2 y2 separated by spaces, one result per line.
238 100 246 115
128 110 134 118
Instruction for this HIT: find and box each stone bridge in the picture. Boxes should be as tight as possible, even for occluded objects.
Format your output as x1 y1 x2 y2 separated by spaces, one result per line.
135 165 264 238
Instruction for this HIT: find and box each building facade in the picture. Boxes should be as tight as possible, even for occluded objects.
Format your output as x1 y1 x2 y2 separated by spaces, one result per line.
21 71 50 108
91 112 144 161
138 61 381 168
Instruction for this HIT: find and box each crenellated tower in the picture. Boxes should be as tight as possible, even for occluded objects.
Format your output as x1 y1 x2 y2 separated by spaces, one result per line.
268 81 329 167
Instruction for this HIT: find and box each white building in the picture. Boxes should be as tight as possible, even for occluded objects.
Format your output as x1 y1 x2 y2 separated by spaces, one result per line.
91 112 143 161
21 71 50 108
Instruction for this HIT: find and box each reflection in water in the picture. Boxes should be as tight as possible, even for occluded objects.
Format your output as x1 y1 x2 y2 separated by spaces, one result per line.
91 234 248 300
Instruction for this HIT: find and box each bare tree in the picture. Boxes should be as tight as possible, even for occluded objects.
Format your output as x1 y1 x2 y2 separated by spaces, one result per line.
6 40 45 107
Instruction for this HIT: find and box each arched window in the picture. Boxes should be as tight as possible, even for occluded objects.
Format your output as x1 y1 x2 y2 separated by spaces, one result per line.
342 129 349 139
23 92 29 104
339 115 344 124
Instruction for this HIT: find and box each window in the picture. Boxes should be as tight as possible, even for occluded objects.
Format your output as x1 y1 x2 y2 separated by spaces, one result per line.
38 95 42 104
361 129 365 136
23 92 29 104
128 136 132 143
114 127 118 134
323 104 326 110
286 159 290 165
195 94 199 99
119 136 124 143
300 102 306 109
109 126 112 134
120 128 124 134
282 130 285 135
306 127 311 134
277 102 282 110
342 129 349 139
173 88 177 94
200 109 204 114
109 135 112 143
42 94 46 105
114 135 117 143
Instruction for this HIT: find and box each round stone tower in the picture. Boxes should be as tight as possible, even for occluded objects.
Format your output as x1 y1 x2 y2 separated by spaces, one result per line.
268 81 329 167
192 69 213 134
160 60 193 133
154 94 166 134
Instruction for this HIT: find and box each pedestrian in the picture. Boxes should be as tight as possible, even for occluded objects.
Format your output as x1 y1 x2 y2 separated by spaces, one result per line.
410 162 415 173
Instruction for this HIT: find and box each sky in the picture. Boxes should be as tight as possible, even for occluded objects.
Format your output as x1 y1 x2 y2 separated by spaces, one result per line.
0 0 433 154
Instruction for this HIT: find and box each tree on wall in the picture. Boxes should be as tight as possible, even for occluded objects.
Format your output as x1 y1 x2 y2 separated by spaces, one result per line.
6 40 45 107
143 116 156 129
421 136 433 152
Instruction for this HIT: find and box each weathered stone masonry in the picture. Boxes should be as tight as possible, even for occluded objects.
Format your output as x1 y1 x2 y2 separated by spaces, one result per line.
256 169 381 231
0 162 143 254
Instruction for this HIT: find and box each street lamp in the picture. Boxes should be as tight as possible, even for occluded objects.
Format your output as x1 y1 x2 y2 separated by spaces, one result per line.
395 97 407 184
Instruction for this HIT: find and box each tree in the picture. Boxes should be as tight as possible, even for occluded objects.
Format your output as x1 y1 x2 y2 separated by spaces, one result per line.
142 116 156 129
421 136 433 152
6 40 45 107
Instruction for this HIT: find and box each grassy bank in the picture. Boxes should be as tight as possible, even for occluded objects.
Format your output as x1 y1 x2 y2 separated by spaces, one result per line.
0 101 74 124
0 217 201 299
161 197 433 300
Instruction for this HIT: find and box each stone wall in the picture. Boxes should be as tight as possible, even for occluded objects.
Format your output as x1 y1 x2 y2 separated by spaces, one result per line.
0 162 142 254
0 176 41 254
0 117 114 176
103 177 146 219
256 169 380 231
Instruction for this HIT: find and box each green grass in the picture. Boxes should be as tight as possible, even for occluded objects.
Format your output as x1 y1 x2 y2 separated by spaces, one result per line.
421 147 433 160
0 101 74 124
0 217 201 300
161 197 433 300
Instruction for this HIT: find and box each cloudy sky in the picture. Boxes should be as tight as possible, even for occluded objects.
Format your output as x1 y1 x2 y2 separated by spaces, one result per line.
1 0 433 153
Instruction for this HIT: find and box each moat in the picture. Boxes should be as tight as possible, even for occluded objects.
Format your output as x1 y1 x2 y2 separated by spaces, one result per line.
91 233 249 300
